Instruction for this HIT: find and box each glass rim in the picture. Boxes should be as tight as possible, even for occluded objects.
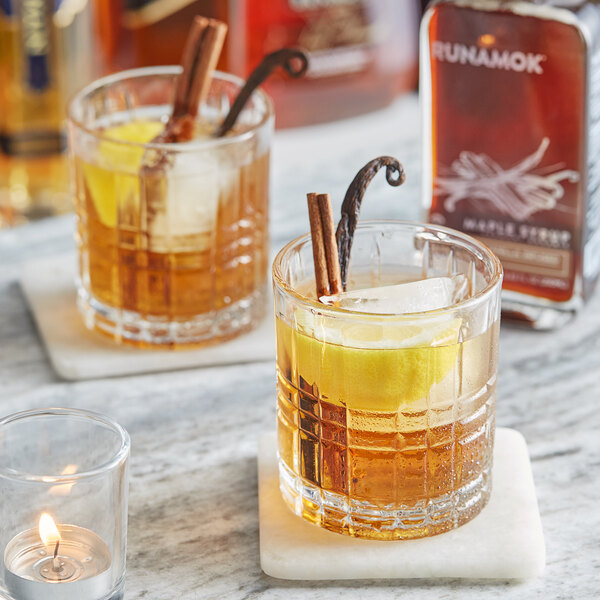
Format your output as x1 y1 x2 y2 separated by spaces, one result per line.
272 220 504 319
67 66 275 152
0 407 131 483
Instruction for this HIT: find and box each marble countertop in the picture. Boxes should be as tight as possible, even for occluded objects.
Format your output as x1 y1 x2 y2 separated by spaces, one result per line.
0 96 598 599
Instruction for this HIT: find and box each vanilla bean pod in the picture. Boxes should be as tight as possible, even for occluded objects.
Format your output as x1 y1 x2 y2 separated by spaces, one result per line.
215 48 308 137
336 157 406 290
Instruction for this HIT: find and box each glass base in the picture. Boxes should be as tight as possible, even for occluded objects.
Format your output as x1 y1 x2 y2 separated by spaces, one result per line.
77 284 267 348
1 576 124 600
101 578 125 600
501 290 582 330
279 458 492 541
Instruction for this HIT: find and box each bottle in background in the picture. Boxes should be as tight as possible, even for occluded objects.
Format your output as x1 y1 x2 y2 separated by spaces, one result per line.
226 0 420 128
107 0 222 72
93 1 420 128
0 0 95 226
421 0 600 328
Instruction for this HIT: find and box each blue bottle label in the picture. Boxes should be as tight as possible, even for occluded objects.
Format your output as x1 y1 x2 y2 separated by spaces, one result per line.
21 0 51 91
1 0 13 16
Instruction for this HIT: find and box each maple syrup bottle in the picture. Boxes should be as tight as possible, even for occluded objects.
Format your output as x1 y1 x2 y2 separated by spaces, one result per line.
0 0 95 226
421 0 600 328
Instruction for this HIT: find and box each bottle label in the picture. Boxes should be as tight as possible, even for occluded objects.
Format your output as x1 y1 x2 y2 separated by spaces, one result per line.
0 1 51 91
21 0 50 91
431 41 547 74
432 137 580 285
0 0 91 158
426 5 592 302
0 131 65 157
267 0 374 79
437 138 579 221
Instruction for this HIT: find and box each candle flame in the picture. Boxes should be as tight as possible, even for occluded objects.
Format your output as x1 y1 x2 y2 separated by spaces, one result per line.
39 513 61 546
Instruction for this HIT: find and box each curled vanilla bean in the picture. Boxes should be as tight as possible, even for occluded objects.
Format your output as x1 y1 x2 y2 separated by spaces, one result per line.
336 157 406 290
215 48 309 137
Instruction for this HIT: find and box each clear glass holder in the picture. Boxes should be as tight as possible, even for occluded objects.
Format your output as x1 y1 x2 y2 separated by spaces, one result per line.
0 408 130 600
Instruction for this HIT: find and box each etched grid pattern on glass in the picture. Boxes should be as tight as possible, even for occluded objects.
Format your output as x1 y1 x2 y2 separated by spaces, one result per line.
273 222 503 540
277 358 496 540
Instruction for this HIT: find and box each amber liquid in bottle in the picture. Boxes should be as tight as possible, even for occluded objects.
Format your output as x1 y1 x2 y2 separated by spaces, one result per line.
422 1 600 328
226 0 419 128
0 0 94 226
106 0 225 72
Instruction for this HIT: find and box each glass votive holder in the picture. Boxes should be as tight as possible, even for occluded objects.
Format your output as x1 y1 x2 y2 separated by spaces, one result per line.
0 408 130 600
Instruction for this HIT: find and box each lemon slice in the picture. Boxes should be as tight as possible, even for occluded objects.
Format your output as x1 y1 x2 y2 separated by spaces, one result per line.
82 121 165 228
280 313 462 411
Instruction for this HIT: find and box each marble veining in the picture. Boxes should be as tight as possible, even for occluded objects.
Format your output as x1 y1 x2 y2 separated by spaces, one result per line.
0 96 598 599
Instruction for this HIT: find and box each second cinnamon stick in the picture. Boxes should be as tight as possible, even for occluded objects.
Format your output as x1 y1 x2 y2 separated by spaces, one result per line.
307 192 343 299
307 193 330 299
316 193 342 296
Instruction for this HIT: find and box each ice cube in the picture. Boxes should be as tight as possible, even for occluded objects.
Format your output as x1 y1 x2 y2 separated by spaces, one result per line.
320 275 469 314
147 147 235 253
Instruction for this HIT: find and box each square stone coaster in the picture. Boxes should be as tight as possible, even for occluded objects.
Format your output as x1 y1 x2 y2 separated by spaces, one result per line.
258 428 545 580
20 253 274 381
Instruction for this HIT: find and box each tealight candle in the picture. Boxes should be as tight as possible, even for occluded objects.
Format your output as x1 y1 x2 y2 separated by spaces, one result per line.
4 514 112 600
0 408 129 600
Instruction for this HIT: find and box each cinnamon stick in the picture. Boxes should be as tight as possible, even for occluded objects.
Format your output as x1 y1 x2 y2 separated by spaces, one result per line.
316 194 342 295
155 16 227 145
307 193 342 299
307 193 330 299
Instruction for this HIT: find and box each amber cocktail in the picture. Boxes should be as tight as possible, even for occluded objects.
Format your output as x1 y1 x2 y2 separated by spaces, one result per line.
273 221 503 540
68 67 273 347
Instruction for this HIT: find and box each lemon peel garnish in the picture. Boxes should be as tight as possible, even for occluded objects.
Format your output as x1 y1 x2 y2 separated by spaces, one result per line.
82 121 165 228
279 315 462 411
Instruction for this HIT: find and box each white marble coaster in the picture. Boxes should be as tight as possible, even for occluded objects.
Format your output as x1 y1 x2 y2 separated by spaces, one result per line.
258 428 545 580
20 253 275 381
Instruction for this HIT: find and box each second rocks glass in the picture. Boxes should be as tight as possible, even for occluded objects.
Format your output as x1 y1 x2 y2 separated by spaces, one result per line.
273 221 503 540
68 67 273 348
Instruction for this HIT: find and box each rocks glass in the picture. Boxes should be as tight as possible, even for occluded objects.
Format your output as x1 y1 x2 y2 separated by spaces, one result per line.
68 67 273 347
273 221 503 540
